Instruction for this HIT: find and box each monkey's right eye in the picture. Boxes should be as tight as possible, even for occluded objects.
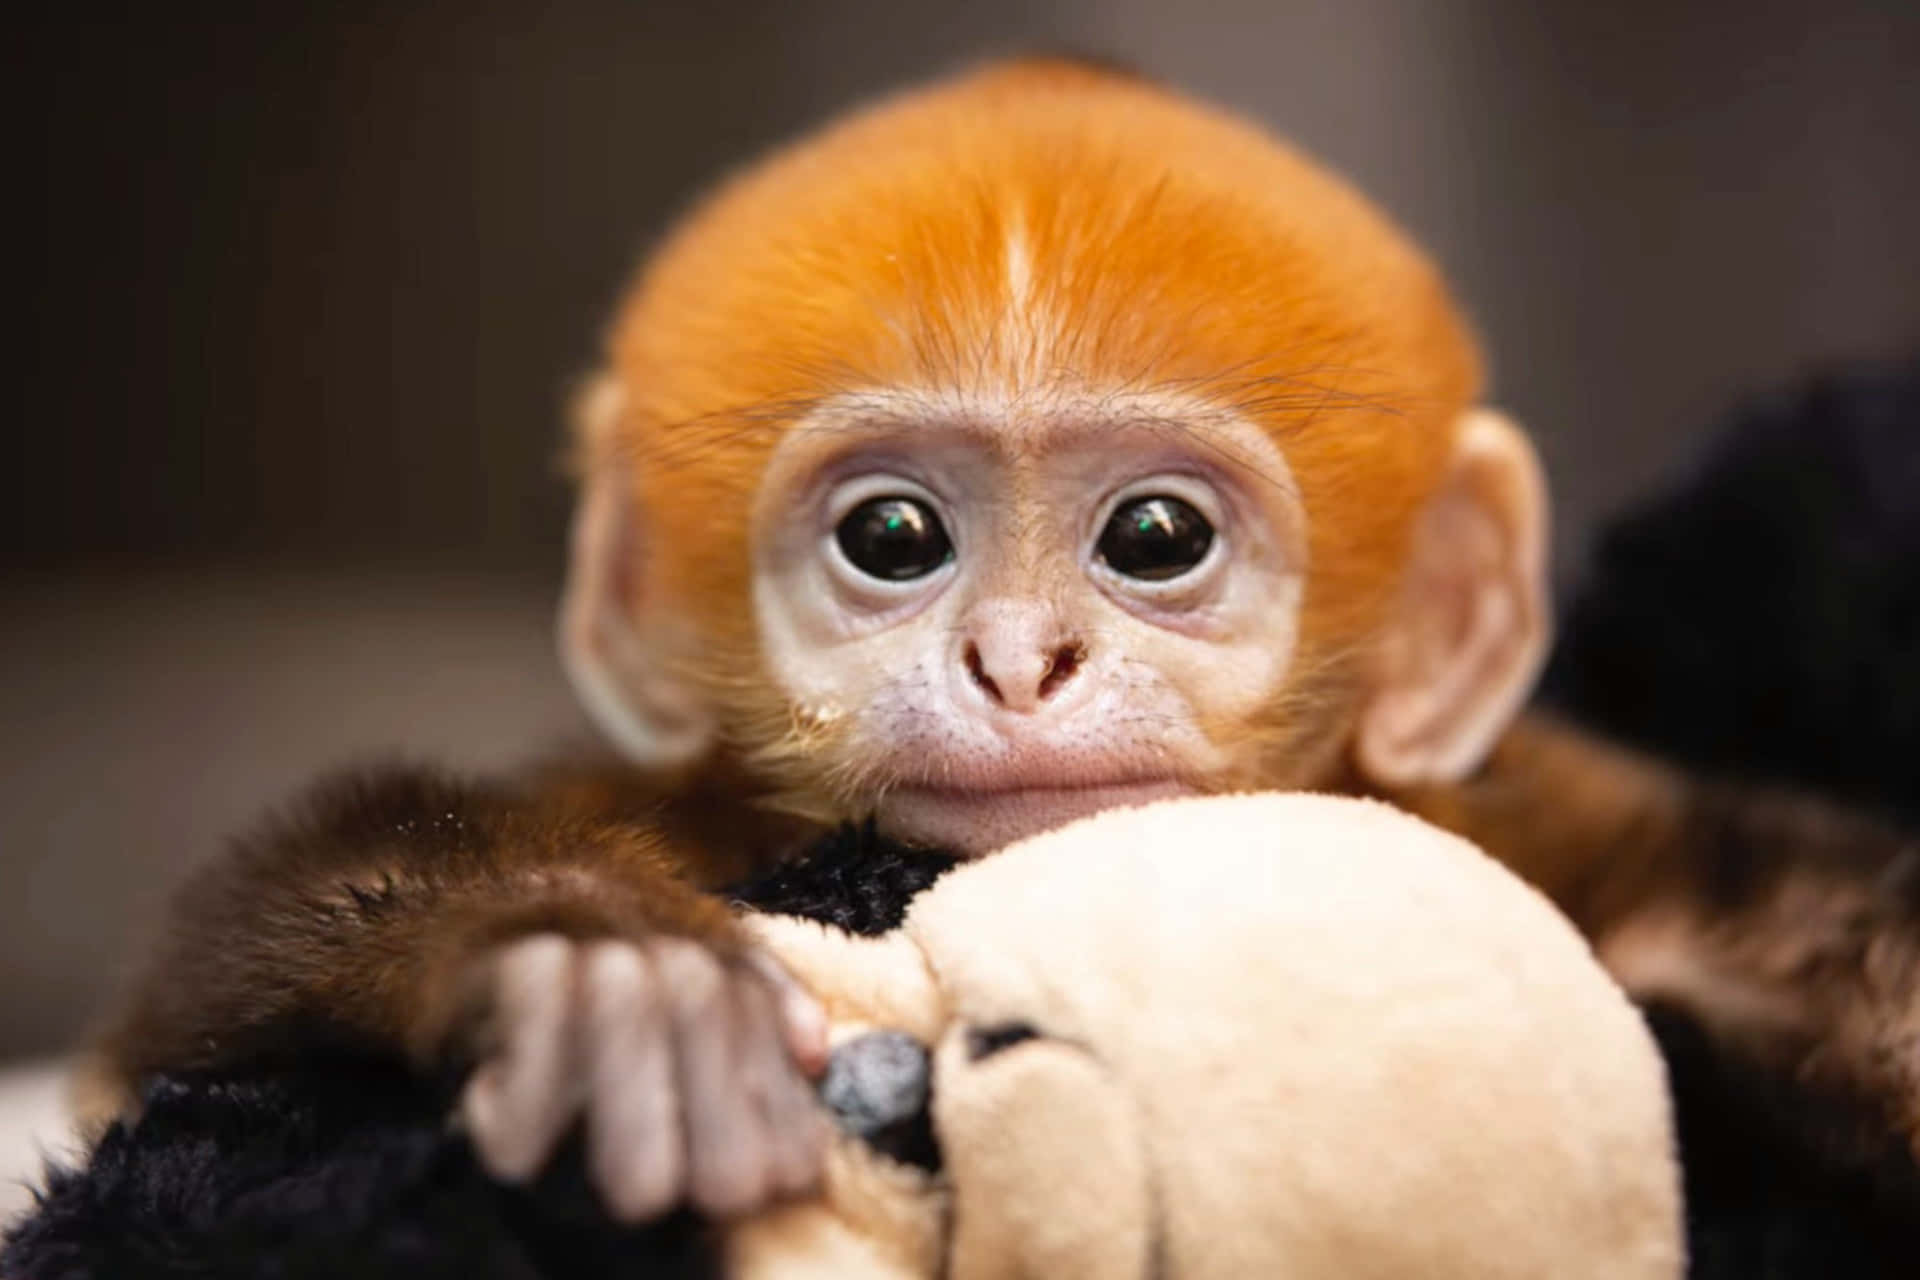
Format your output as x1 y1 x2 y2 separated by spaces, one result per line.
834 496 954 581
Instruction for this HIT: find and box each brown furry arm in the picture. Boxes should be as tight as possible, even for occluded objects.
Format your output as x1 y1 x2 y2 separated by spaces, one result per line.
92 765 742 1097
1400 712 1920 1169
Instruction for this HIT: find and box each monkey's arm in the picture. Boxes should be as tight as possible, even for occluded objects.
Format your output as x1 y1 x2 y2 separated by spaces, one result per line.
92 764 826 1219
1403 713 1920 1176
97 766 727 1081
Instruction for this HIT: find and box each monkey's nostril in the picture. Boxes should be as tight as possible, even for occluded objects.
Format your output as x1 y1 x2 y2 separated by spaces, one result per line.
1038 642 1083 701
964 641 1004 705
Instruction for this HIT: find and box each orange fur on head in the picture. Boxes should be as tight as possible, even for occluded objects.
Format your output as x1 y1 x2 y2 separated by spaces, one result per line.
587 56 1484 780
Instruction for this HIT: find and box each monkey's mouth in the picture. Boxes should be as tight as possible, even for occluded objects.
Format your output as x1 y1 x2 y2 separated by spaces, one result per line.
877 778 1194 855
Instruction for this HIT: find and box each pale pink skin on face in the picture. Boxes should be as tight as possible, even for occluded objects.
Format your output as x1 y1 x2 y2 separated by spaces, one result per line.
752 386 1309 857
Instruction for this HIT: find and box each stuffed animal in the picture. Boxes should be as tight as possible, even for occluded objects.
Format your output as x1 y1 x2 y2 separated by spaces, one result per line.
2 791 1683 1279
728 791 1685 1278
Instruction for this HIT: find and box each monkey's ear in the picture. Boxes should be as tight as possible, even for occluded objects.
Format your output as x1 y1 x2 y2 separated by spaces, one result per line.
1356 409 1550 787
558 376 718 769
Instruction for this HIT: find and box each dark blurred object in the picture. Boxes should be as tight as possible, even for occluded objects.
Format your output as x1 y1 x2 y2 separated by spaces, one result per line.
1546 362 1920 1271
1647 1000 1919 1277
1544 361 1920 831
0 1066 722 1280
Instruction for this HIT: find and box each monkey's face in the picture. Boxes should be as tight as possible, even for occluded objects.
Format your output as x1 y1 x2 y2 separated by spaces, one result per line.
560 61 1552 854
749 389 1307 853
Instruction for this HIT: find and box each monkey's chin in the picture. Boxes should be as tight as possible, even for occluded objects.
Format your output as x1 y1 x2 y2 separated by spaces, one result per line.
877 780 1196 857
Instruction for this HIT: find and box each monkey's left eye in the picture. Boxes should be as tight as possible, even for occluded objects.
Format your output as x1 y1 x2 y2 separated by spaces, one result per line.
835 496 954 581
1098 495 1214 581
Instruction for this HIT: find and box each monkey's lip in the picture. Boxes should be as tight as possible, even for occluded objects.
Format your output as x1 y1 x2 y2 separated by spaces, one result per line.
878 778 1196 855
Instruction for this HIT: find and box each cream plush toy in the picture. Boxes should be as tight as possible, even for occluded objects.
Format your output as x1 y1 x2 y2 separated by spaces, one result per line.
0 792 1683 1279
731 792 1684 1279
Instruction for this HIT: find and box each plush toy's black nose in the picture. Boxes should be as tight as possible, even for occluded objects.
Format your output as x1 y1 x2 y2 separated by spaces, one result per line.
820 1029 941 1172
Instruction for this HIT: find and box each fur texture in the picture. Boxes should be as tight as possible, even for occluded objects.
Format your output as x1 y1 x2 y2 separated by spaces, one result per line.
595 57 1482 758
2 1067 718 1280
888 794 1681 1279
729 824 958 935
8 797 1686 1280
9 369 1917 1276
0 821 1909 1278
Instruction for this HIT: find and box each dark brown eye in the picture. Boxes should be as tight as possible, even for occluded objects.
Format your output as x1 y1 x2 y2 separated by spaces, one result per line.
835 496 953 581
1097 495 1214 580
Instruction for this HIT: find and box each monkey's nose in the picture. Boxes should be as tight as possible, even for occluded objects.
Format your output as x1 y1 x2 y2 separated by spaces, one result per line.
959 597 1087 713
821 1030 941 1172
964 638 1084 711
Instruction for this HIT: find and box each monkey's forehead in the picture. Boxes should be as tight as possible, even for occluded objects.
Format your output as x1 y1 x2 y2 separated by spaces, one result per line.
606 58 1481 441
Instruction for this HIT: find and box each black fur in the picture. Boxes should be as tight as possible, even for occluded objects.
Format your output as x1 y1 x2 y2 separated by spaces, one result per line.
1646 1004 1919 1278
1544 361 1920 831
728 821 958 934
1 1066 719 1280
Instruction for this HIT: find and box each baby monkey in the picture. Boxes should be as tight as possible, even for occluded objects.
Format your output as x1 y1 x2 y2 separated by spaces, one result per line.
96 59 1920 1221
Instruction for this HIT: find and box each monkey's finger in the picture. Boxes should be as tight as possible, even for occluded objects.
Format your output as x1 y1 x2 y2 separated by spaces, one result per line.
462 934 585 1182
658 939 769 1217
744 947 829 1077
737 969 826 1198
714 970 789 1207
581 941 685 1223
766 1064 827 1198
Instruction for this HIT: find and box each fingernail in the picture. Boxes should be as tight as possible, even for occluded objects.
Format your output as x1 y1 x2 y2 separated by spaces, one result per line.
784 995 830 1075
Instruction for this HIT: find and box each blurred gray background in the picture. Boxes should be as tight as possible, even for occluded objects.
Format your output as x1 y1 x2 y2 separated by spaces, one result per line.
5 0 1918 1060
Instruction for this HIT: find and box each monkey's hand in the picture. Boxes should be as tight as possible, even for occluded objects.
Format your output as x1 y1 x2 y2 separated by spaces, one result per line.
454 932 830 1222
